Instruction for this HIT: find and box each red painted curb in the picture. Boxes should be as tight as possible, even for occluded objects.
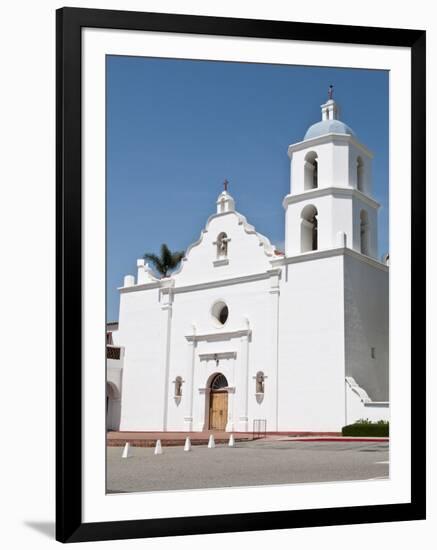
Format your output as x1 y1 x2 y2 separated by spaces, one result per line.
288 437 389 442
107 436 389 447
107 438 245 448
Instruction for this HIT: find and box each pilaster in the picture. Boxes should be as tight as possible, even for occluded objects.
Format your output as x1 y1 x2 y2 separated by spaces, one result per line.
159 283 174 431
237 318 250 432
197 388 210 431
183 325 197 431
268 269 281 431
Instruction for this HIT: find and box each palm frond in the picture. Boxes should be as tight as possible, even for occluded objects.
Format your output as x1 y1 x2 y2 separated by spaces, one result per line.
144 244 185 278
169 251 185 269
144 252 166 276
161 244 173 269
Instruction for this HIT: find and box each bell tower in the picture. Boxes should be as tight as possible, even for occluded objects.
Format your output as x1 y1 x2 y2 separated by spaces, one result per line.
283 90 380 259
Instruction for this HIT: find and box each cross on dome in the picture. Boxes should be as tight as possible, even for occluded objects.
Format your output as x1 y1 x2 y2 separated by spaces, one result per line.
322 93 339 121
302 86 356 140
216 179 235 214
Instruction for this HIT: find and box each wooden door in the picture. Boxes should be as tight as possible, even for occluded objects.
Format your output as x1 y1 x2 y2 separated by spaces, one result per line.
209 392 228 431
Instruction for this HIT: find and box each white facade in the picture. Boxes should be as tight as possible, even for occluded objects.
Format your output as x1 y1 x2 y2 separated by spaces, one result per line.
110 97 389 433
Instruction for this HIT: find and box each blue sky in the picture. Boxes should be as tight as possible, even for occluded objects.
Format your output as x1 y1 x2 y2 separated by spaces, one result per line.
107 56 389 321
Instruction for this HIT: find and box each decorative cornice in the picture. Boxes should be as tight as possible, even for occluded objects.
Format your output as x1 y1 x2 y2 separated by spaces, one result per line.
198 386 235 394
119 279 174 294
343 248 389 271
287 132 373 158
236 213 275 257
171 209 276 278
282 186 380 210
270 247 388 272
118 281 161 293
186 329 251 342
120 267 282 295
173 269 281 294
213 258 229 267
199 351 237 361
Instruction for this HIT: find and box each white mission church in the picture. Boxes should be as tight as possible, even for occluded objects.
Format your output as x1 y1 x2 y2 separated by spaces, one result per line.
106 95 389 434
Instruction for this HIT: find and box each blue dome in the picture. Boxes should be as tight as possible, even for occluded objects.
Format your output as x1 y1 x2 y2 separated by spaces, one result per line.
304 119 355 141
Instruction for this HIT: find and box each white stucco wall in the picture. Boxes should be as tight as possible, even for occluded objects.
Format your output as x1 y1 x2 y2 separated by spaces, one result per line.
117 286 166 431
117 251 353 433
344 253 389 402
165 276 278 432
109 329 121 346
116 218 389 433
277 254 346 431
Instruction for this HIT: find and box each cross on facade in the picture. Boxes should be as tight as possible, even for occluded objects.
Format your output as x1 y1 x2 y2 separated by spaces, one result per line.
223 179 229 192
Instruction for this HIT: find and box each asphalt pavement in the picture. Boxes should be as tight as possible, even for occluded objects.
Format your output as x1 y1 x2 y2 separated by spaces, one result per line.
107 439 389 493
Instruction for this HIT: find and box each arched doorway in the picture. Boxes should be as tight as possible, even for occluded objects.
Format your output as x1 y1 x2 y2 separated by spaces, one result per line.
208 373 228 431
106 381 121 431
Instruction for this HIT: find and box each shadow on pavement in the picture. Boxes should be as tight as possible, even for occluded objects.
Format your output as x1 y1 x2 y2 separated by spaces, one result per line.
24 521 55 539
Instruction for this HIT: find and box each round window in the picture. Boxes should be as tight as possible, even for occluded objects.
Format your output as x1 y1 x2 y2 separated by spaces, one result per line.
211 301 229 326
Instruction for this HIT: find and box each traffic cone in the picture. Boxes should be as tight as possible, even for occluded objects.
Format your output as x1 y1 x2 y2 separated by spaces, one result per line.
154 439 163 455
184 437 192 452
208 434 215 448
121 442 131 458
228 434 235 447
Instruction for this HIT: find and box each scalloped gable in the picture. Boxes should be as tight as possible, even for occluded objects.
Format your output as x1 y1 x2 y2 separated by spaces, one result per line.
173 208 276 285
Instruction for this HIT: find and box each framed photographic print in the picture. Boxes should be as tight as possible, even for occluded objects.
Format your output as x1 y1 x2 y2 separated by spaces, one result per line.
56 7 426 543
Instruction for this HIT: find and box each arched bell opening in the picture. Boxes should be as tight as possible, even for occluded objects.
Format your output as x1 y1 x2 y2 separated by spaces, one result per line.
360 209 370 256
301 204 318 252
357 156 364 192
304 151 318 190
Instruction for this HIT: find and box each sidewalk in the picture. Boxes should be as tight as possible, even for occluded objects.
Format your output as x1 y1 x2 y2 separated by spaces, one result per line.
107 431 388 447
269 435 389 443
107 430 252 447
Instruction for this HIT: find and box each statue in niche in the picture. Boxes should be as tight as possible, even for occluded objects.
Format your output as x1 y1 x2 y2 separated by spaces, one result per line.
256 372 265 394
216 232 229 258
174 376 183 397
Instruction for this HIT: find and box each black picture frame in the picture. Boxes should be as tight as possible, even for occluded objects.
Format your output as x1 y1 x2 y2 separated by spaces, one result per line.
56 7 426 543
